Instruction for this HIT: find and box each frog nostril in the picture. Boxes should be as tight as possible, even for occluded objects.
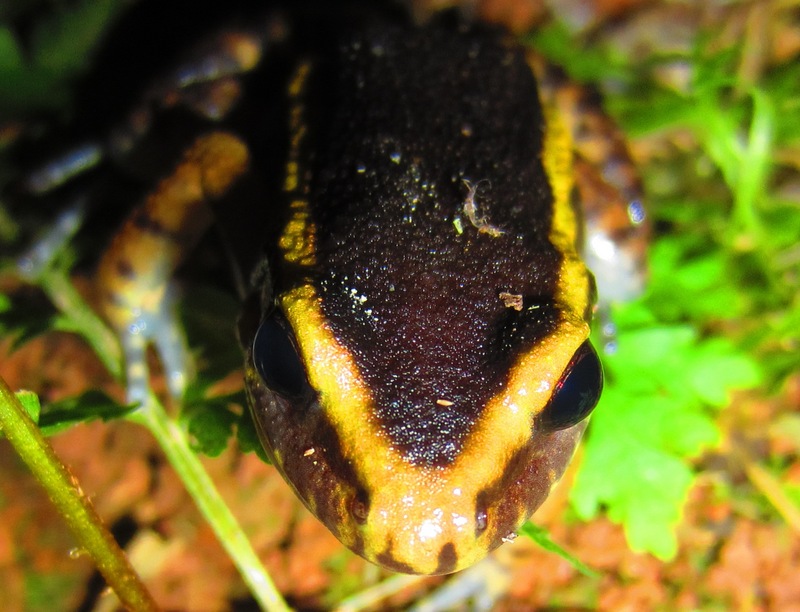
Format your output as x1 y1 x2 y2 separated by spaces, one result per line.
350 489 370 524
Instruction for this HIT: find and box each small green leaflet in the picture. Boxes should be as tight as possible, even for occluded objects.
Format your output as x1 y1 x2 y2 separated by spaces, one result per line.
37 390 135 436
571 321 761 560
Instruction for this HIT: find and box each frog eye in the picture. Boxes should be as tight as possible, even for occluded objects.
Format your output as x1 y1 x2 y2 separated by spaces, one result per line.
537 341 603 431
252 315 313 399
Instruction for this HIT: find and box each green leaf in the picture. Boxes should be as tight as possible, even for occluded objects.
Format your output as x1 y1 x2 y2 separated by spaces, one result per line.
0 27 24 71
574 311 754 560
518 522 599 577
646 244 746 322
571 395 696 560
181 387 243 457
765 61 800 143
185 403 237 457
0 0 125 115
0 262 69 350
29 0 122 73
15 390 41 423
576 290 771 559
526 21 631 83
785 484 800 510
601 325 698 400
610 89 697 136
25 571 83 612
37 390 135 436
687 340 762 406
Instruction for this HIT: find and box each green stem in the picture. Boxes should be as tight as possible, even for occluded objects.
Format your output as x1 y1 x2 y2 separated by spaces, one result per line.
39 265 122 378
129 399 290 612
0 376 158 611
728 89 770 244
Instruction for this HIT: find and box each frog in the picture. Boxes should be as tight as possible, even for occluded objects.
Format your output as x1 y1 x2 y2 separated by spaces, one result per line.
8 2 647 578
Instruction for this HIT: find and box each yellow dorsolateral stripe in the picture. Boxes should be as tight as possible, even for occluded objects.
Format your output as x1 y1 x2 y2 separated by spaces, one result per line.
531 51 593 318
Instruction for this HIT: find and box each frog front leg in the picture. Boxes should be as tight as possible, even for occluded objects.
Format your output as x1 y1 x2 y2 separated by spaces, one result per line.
96 132 249 402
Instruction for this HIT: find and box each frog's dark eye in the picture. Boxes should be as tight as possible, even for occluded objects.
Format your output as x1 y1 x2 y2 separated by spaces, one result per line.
537 341 603 431
253 315 312 399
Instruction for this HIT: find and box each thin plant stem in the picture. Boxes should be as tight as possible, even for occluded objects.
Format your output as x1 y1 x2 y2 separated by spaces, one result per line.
128 399 291 612
0 376 158 611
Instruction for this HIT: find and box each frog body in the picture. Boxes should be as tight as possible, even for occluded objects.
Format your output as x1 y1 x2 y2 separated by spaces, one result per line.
11 7 647 577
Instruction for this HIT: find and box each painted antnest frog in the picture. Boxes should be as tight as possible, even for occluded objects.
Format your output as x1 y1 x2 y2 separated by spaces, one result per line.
8 3 647 577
